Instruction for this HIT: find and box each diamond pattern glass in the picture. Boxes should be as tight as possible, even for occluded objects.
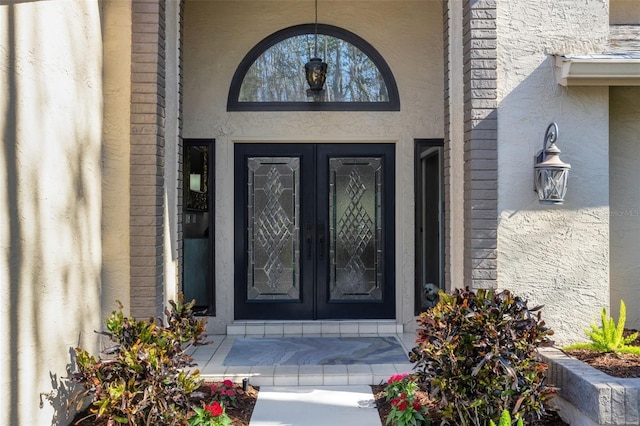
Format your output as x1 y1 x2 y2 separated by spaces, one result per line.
329 158 383 301
247 157 300 300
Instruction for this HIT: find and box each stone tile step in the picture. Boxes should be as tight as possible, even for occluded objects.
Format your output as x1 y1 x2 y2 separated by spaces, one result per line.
189 334 417 386
198 362 412 387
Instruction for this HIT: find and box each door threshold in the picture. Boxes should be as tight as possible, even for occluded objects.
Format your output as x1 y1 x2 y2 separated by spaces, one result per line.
226 320 403 336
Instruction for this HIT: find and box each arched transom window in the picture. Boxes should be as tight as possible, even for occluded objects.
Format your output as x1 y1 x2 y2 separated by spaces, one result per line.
227 24 400 111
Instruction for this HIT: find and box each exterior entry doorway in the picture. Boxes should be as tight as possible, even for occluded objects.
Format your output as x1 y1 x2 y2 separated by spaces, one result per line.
234 143 395 320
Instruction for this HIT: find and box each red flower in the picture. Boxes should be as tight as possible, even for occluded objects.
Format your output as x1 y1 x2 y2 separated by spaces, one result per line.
413 402 421 411
388 374 401 383
398 401 409 411
223 379 234 387
387 373 409 383
225 389 236 396
391 398 400 406
205 401 224 417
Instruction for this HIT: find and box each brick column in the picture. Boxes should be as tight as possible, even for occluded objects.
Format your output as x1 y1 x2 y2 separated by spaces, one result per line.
462 0 498 289
130 0 167 318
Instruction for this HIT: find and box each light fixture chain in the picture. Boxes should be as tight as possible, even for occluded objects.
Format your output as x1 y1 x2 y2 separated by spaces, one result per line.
314 0 318 57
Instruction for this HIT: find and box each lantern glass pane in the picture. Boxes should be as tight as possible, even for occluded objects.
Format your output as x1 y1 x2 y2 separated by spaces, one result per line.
535 168 569 203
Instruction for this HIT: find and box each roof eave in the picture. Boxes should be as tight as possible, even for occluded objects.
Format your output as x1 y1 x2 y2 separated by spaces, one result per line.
555 54 640 86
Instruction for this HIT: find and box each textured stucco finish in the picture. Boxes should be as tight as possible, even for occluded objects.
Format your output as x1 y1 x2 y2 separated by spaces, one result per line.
610 86 640 329
102 0 132 317
0 1 106 424
496 0 610 345
183 0 444 331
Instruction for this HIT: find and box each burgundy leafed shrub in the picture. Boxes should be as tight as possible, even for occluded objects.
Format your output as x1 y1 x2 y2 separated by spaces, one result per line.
409 288 556 426
70 294 209 425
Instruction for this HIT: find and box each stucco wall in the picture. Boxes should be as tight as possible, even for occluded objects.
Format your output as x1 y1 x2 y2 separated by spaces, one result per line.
496 0 610 345
102 0 132 317
0 1 105 424
610 86 640 329
183 0 443 331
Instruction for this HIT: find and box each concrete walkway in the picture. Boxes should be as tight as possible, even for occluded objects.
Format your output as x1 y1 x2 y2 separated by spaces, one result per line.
186 324 415 425
248 386 382 426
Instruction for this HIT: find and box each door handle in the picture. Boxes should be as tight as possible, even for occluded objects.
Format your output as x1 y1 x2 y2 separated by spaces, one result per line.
317 224 325 259
305 224 312 259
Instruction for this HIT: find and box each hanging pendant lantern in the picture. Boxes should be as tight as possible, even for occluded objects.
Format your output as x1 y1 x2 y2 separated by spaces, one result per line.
305 57 328 91
305 0 327 94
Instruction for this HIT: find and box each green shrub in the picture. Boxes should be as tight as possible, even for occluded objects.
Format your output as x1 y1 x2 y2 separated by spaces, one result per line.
70 294 209 425
564 300 640 355
409 288 556 426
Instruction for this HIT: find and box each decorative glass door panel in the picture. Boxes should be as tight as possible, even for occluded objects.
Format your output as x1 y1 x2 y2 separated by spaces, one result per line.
329 158 383 301
247 157 300 301
235 143 394 320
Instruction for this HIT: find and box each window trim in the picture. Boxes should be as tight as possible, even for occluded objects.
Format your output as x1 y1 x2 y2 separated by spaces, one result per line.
227 24 400 111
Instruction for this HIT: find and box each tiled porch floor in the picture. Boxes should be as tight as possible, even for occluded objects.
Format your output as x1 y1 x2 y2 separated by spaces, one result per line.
188 328 417 387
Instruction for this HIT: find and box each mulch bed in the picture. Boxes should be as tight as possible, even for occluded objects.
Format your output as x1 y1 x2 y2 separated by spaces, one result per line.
195 382 259 426
70 380 568 425
370 384 568 426
564 349 640 378
71 330 640 425
69 381 259 426
563 328 640 378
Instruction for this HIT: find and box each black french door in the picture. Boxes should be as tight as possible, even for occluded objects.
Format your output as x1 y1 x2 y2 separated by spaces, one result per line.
234 143 395 320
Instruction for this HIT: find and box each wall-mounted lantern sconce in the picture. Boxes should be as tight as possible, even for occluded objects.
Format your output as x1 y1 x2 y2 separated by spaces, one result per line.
534 122 571 204
305 0 327 97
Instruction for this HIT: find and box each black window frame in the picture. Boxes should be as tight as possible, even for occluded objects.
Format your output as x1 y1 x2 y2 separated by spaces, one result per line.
182 138 216 316
227 24 400 112
414 138 445 315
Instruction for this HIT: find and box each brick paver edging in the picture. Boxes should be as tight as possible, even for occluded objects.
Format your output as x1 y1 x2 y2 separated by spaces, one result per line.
539 347 640 425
